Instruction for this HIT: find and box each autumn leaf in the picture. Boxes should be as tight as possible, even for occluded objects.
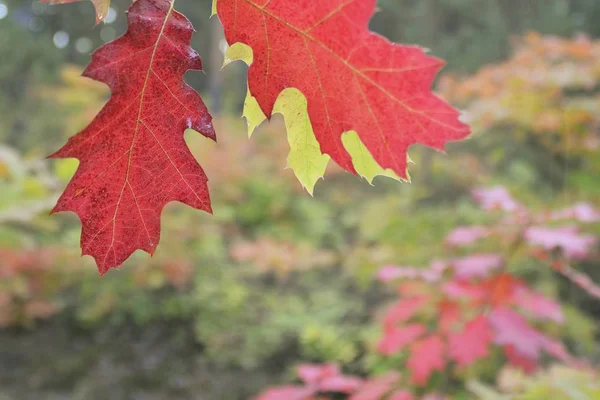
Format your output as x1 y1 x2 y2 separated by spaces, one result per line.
407 335 445 385
215 0 470 193
383 296 428 328
50 0 215 274
42 0 111 24
253 386 314 400
377 323 427 356
448 315 492 367
348 373 399 400
488 307 548 360
452 254 503 280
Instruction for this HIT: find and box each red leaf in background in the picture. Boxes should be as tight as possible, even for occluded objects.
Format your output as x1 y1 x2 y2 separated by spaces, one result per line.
489 307 547 360
442 280 487 302
377 324 427 355
296 363 363 394
452 254 503 280
503 345 537 374
50 0 215 274
484 273 522 307
297 363 340 385
438 300 461 333
407 335 445 385
319 375 363 394
525 226 597 259
349 373 399 400
217 0 470 180
448 315 492 367
383 296 428 328
513 287 564 323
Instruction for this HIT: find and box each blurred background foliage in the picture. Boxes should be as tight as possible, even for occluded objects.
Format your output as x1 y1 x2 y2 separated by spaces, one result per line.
0 0 598 399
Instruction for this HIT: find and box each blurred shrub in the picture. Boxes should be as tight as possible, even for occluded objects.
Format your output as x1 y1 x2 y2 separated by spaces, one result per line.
440 33 600 190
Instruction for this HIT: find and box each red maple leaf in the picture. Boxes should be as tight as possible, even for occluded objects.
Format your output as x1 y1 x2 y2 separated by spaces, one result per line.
216 0 470 179
407 335 445 385
448 315 492 367
50 0 215 274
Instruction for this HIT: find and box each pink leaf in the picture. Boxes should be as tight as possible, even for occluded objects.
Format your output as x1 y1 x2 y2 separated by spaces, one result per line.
513 287 564 323
472 186 523 212
448 315 492 366
525 226 597 259
319 375 363 394
442 281 487 301
378 324 427 355
349 373 399 400
551 202 600 223
445 226 489 247
503 345 537 374
297 363 340 385
489 307 546 360
383 297 428 328
378 266 420 282
542 339 575 365
453 254 503 279
408 335 446 385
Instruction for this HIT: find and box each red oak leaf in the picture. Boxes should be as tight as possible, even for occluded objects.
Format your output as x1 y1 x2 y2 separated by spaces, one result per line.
50 0 215 274
407 335 445 385
378 324 427 355
216 0 470 179
448 315 492 367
